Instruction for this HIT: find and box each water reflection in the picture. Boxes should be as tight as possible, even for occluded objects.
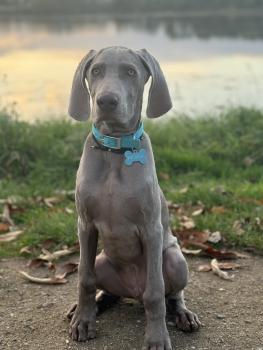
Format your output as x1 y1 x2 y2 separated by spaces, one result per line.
0 14 263 120
0 14 263 39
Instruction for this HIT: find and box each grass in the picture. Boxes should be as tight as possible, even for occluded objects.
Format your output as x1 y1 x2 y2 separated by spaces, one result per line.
1 107 263 257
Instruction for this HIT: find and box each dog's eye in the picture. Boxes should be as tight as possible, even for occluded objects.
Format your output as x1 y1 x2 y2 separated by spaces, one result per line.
127 68 136 76
92 68 100 76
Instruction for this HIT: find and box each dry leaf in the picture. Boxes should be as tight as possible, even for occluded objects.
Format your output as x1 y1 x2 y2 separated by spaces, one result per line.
27 258 48 268
192 208 204 217
176 229 209 244
211 206 226 214
167 201 180 210
180 216 195 230
0 222 10 233
179 239 249 260
197 264 211 272
181 247 202 255
43 196 62 208
197 262 242 272
0 230 24 242
203 244 249 259
65 207 74 214
39 244 79 262
211 259 234 281
1 204 15 226
233 220 245 236
55 262 78 279
218 262 242 270
179 186 188 194
159 172 170 181
20 246 33 255
19 271 67 284
207 231 222 243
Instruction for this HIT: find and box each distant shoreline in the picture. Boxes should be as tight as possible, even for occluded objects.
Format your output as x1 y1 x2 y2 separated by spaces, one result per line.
1 9 263 19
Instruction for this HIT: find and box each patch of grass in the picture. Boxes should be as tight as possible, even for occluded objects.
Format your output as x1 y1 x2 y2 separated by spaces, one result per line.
1 107 263 257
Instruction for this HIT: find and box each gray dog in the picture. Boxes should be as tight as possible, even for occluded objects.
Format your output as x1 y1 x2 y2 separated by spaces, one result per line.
67 46 200 350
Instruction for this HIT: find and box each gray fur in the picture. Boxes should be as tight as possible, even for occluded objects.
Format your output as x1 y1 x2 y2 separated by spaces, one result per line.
68 46 200 350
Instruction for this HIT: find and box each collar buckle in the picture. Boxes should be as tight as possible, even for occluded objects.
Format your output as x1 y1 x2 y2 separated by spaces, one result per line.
102 135 121 149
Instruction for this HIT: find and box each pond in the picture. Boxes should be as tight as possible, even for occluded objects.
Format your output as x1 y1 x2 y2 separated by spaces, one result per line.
0 13 263 121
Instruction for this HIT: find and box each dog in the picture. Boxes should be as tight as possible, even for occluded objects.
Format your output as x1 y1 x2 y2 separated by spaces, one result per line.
67 46 200 350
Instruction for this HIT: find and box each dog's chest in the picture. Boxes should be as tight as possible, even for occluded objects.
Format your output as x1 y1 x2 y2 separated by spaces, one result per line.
78 167 151 262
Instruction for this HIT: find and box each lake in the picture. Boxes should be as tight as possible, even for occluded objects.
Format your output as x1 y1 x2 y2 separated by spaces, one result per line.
0 13 263 121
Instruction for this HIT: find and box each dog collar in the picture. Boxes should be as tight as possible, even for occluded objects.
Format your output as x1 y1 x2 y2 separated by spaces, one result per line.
92 123 144 150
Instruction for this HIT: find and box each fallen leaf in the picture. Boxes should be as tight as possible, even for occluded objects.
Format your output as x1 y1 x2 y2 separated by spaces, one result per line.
211 259 234 281
233 220 245 236
180 216 195 230
159 172 170 181
0 223 10 233
43 196 62 208
65 207 74 214
181 247 202 255
218 262 243 270
211 206 226 214
179 240 249 260
167 201 180 210
192 208 204 217
55 262 78 279
179 186 188 194
197 264 211 272
1 204 15 226
197 262 243 272
0 230 24 242
19 271 67 284
20 246 33 255
176 229 209 244
39 244 79 262
207 231 222 244
27 258 48 268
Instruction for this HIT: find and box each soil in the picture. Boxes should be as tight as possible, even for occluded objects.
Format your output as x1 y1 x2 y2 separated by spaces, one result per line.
0 256 262 350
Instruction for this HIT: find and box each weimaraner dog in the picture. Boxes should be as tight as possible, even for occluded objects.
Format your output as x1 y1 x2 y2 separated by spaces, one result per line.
67 46 200 349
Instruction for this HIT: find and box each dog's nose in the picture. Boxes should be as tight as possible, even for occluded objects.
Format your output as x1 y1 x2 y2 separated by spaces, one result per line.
97 94 119 112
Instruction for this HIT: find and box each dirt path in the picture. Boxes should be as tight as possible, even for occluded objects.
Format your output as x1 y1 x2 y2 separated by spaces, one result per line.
0 256 262 350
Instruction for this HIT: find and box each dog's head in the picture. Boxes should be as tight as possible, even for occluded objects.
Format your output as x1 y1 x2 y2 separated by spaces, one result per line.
68 46 172 132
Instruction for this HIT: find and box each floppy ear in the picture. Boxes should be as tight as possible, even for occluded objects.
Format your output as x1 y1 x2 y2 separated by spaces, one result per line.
68 50 96 121
137 49 172 118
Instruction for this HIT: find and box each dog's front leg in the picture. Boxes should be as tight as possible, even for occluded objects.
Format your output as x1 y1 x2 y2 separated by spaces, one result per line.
70 218 98 342
142 223 172 350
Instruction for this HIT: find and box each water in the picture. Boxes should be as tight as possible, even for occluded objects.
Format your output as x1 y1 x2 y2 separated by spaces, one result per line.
0 13 263 121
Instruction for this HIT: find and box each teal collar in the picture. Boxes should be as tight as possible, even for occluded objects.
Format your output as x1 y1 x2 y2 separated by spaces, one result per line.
92 123 144 150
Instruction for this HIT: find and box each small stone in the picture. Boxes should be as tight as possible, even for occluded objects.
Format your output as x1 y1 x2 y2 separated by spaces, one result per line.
65 339 69 344
216 314 225 319
245 319 252 324
167 321 175 327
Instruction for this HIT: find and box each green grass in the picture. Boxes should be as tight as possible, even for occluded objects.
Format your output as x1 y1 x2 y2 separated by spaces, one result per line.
1 107 263 257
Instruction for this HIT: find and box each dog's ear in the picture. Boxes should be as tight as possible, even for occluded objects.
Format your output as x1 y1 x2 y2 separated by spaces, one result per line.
137 49 172 118
68 50 96 121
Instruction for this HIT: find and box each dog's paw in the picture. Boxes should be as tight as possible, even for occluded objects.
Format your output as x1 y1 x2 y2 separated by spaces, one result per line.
69 306 96 342
143 322 172 350
174 308 201 332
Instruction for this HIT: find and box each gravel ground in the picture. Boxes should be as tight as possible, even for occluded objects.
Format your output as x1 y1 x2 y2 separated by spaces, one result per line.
0 256 262 350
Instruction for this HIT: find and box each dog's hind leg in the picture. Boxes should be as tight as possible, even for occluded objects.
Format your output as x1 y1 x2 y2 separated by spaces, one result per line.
163 247 201 332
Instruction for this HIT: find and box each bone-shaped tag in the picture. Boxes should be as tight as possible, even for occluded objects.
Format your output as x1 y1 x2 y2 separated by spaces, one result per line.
124 149 147 166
